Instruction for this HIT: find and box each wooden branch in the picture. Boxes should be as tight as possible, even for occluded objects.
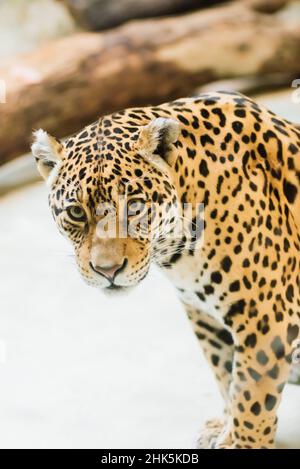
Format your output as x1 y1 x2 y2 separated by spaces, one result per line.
0 1 299 164
60 0 224 31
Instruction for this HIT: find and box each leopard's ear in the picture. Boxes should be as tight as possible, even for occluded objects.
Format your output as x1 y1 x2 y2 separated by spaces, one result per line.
137 118 180 165
31 129 64 186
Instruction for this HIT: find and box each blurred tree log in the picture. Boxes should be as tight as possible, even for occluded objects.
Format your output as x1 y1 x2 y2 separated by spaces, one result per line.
0 0 299 164
60 0 289 30
60 0 223 31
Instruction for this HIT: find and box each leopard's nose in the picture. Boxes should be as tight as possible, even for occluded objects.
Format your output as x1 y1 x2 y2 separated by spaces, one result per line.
90 258 127 281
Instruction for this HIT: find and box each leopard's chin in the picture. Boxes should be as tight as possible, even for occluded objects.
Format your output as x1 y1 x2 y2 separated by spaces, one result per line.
101 284 134 297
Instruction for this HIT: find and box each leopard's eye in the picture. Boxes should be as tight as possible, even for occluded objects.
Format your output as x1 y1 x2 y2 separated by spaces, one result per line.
66 205 87 223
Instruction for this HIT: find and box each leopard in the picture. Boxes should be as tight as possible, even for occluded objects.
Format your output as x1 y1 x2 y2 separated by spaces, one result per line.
32 91 300 449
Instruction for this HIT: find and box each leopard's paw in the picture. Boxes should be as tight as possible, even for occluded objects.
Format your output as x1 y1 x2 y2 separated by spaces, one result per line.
195 418 226 449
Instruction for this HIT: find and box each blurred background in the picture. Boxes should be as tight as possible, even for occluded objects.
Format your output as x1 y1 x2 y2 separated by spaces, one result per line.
0 0 300 449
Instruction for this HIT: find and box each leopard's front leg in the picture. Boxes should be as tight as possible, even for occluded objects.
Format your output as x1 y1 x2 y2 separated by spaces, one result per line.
184 306 234 447
212 305 296 449
186 306 234 404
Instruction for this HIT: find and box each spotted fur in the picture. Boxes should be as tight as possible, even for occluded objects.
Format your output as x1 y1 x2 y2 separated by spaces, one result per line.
32 91 300 449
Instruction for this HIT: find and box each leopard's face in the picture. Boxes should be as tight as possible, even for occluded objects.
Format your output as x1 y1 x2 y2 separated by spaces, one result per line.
33 115 181 294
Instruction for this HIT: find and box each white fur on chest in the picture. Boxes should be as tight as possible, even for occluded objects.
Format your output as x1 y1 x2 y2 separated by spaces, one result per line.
159 253 224 323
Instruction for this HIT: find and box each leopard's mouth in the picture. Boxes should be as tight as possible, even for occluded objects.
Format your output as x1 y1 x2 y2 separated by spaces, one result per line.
101 269 150 295
102 284 133 296
106 284 123 291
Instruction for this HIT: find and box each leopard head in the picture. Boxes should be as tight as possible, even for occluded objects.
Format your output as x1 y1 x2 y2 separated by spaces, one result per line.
32 114 182 294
